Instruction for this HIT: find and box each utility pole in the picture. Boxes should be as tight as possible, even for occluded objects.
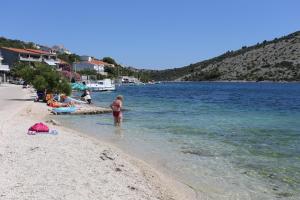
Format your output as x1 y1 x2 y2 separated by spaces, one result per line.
69 60 72 82
74 58 77 73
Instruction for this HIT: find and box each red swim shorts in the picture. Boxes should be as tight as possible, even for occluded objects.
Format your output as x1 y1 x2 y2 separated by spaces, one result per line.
113 111 122 118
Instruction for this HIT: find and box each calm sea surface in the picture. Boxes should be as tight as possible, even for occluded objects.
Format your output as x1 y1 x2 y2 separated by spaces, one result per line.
57 82 300 199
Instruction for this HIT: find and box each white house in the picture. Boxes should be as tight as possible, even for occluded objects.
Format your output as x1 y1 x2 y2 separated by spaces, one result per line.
73 56 108 75
0 52 10 82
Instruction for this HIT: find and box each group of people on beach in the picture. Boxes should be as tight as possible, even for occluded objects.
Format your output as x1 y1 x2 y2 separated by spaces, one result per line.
35 87 124 126
45 93 76 107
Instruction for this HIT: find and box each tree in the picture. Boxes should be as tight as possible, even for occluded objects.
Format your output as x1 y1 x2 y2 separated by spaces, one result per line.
13 62 72 95
77 69 97 76
32 75 47 91
102 57 117 65
0 37 38 49
57 53 80 64
11 63 34 82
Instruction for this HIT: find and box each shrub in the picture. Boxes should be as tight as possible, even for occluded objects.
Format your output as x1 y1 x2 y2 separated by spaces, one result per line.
12 62 71 95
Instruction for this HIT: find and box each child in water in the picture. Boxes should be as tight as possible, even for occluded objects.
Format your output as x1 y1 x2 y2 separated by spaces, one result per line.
110 95 123 126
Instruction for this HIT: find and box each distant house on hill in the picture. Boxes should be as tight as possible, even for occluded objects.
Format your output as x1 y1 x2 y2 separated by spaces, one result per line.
0 47 60 67
38 45 57 55
0 52 10 82
52 45 71 55
73 56 110 75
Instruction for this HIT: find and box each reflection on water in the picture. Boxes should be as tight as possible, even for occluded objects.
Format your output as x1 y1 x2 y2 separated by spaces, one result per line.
57 82 300 199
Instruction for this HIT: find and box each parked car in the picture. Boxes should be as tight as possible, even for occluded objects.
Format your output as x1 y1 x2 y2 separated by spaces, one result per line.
9 79 24 85
17 80 24 85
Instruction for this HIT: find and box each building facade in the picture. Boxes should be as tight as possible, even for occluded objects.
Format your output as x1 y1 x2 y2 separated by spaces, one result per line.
0 47 59 67
73 56 108 75
0 52 10 82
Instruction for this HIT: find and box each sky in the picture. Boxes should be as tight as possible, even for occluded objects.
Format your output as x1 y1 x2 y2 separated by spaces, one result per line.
0 0 299 69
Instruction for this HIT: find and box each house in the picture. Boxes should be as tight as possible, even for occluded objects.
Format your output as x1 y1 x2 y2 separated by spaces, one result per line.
52 45 71 55
73 56 108 75
0 47 60 67
38 45 57 54
0 52 10 82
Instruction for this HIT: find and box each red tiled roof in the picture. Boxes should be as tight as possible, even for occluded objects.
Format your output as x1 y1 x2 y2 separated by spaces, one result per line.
74 59 112 66
1 47 51 55
1 47 40 55
26 49 51 55
88 59 108 65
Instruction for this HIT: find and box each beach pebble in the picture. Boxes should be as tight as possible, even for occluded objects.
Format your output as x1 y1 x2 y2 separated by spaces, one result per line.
30 147 40 151
46 119 61 126
127 186 137 191
115 167 122 172
100 150 116 161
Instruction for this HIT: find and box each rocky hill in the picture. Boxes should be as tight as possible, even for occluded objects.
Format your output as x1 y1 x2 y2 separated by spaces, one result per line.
146 31 300 81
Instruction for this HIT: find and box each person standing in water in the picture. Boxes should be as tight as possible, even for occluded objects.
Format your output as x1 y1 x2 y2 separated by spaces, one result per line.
110 95 123 126
81 89 92 104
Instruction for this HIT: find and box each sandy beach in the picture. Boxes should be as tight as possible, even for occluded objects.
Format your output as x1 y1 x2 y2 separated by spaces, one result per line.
0 84 194 200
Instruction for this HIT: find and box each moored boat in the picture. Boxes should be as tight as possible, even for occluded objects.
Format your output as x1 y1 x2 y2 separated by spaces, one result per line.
86 79 116 91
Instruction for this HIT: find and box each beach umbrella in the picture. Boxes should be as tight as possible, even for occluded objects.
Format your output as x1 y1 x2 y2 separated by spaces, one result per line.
71 83 89 91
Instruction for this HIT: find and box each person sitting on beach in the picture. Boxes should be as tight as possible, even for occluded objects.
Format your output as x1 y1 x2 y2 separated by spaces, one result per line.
60 94 75 107
53 93 61 102
110 95 123 126
81 89 92 104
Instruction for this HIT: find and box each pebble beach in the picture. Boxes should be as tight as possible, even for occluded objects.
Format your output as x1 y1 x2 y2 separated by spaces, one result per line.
0 84 194 200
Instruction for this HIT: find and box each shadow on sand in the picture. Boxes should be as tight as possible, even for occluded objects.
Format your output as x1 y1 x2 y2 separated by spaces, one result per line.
6 98 34 102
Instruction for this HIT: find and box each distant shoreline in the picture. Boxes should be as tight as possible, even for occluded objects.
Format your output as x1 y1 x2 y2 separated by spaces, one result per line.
160 80 300 83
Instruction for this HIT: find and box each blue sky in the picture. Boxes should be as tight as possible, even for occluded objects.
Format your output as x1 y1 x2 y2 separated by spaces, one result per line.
0 0 299 69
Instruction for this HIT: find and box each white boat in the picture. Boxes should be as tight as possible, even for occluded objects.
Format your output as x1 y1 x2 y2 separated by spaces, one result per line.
86 79 116 91
117 76 144 86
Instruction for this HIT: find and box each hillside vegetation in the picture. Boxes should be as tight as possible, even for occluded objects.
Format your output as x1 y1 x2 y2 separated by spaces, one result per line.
146 31 300 81
0 37 37 49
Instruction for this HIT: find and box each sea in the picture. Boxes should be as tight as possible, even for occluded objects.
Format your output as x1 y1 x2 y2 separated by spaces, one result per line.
56 82 300 199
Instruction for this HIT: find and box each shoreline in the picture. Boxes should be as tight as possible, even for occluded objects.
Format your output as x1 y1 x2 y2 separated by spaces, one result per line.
52 116 202 198
162 80 300 83
0 84 196 200
52 123 198 199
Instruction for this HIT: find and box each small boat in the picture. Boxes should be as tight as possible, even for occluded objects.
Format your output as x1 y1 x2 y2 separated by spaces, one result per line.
86 79 116 92
116 76 145 86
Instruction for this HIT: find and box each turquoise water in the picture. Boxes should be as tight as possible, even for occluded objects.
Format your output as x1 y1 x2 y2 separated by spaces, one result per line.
57 83 300 199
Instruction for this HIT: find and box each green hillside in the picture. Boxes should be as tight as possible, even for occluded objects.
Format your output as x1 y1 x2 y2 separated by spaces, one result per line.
145 31 300 81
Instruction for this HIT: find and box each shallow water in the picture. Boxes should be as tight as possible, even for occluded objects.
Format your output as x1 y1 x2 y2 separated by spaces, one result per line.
57 82 300 199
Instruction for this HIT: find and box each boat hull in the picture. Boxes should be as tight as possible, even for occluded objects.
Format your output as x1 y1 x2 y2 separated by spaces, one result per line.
86 79 116 92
